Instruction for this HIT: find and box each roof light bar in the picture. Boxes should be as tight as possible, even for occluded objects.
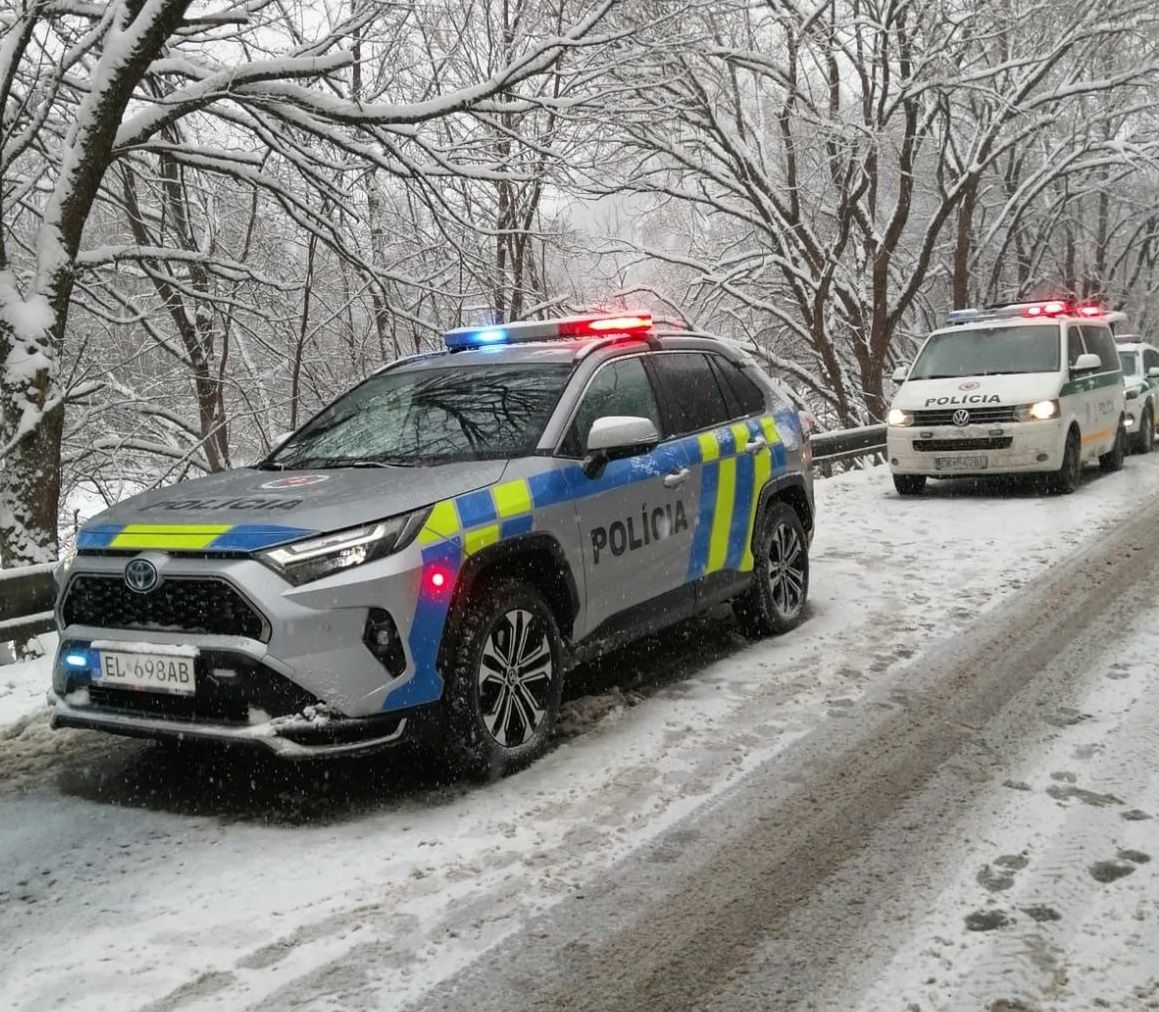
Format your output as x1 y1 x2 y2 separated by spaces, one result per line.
947 300 1107 327
443 312 653 351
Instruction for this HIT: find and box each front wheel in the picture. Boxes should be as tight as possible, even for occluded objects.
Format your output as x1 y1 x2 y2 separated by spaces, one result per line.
1099 419 1126 472
442 579 564 779
733 501 810 638
1051 427 1082 494
892 474 927 496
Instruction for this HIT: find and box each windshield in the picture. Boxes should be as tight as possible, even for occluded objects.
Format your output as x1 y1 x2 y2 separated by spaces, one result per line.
1119 351 1139 376
269 363 571 468
909 325 1061 380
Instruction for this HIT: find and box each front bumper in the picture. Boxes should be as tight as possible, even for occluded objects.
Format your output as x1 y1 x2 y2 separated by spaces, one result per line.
47 688 439 757
52 539 457 751
887 419 1065 476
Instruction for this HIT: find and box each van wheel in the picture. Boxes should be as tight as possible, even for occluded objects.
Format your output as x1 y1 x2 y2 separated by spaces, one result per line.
1052 427 1081 494
733 502 809 638
1099 419 1127 472
1135 408 1154 454
893 474 926 496
442 579 564 779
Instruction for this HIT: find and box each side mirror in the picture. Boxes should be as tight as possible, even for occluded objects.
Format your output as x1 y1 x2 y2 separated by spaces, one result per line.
891 365 909 384
1072 352 1102 374
1148 366 1159 379
583 416 660 478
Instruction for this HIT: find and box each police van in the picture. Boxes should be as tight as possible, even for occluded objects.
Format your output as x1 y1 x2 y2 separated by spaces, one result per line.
1113 335 1159 454
887 300 1127 495
49 313 813 775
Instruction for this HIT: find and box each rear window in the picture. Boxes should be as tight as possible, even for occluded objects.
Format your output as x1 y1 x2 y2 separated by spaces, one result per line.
651 353 732 435
909 326 1061 380
710 357 766 417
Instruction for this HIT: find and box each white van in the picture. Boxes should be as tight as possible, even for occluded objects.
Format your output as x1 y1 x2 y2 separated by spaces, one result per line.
886 301 1126 495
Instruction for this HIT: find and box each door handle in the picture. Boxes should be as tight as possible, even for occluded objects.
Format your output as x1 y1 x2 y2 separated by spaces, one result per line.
745 435 767 454
663 468 690 488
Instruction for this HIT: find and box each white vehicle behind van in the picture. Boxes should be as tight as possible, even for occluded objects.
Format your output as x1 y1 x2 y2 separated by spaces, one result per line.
887 301 1126 496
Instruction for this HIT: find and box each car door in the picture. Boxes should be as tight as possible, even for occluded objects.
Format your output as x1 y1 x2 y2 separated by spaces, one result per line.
1065 325 1097 454
1081 324 1121 450
648 351 766 592
1145 347 1159 423
560 354 696 635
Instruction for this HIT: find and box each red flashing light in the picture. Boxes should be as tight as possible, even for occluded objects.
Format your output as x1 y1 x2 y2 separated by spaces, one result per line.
1023 300 1071 318
557 313 653 337
424 564 453 595
1077 302 1103 317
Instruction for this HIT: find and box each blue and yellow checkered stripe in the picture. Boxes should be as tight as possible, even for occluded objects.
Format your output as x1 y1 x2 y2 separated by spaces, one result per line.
76 523 314 552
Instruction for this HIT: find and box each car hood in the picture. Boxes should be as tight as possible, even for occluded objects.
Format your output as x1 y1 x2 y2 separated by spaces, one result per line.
893 373 1060 411
77 460 509 553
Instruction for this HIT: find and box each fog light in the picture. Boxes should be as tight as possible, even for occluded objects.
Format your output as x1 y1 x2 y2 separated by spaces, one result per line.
364 608 406 677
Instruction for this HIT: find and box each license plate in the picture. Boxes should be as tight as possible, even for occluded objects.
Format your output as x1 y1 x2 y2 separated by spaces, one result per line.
95 650 197 696
933 455 988 471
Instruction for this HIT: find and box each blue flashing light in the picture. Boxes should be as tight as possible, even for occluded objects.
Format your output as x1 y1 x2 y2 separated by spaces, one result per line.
443 326 509 351
64 651 90 669
475 328 506 344
947 308 981 325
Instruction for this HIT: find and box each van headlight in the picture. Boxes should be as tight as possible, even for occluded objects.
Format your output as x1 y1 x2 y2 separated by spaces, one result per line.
260 509 430 585
1013 399 1059 422
887 408 914 427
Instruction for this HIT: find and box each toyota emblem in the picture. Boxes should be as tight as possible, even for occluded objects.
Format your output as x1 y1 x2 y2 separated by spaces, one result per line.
952 409 971 427
124 558 159 594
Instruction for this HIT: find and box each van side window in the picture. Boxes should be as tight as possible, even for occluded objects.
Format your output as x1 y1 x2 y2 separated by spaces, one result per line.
1144 348 1159 375
1067 327 1086 368
1080 326 1118 371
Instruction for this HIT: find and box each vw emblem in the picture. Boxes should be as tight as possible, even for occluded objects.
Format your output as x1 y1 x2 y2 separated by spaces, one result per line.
124 558 159 594
952 409 971 427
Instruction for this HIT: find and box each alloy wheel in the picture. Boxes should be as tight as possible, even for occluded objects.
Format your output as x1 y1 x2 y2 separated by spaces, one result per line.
767 522 806 619
476 608 555 748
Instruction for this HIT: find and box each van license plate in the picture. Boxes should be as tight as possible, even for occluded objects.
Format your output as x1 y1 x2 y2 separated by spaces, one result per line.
933 455 988 471
96 650 197 695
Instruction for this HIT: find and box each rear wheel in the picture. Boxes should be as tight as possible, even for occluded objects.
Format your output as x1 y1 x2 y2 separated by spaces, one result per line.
442 579 564 779
1099 418 1126 472
892 474 926 496
733 501 809 638
1135 407 1154 454
1051 427 1081 494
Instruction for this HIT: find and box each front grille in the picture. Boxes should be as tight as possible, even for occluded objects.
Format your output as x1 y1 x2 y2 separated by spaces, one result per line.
62 575 267 641
82 650 319 724
913 438 1013 452
912 406 1016 426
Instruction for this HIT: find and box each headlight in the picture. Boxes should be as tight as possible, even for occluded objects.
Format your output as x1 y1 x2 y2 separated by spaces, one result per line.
1013 399 1059 422
260 509 430 585
887 408 914 427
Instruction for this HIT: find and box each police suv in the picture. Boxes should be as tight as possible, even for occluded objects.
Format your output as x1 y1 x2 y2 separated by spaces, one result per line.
50 314 813 774
1114 336 1159 454
887 300 1127 495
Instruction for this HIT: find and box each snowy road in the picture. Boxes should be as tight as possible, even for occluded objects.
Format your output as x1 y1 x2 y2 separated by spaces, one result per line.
3 461 1159 1011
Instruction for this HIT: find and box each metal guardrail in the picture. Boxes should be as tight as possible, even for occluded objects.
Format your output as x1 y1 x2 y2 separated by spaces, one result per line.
811 424 887 476
0 424 888 648
0 562 57 643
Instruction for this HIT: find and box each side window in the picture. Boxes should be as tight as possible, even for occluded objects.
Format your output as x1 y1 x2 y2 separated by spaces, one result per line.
709 356 766 417
1067 327 1086 368
1145 349 1159 375
1081 326 1118 371
651 353 733 436
564 357 662 456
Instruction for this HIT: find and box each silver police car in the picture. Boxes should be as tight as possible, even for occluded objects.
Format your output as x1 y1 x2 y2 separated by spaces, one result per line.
50 313 814 774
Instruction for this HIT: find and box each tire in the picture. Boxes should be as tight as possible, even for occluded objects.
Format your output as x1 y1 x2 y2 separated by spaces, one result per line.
1052 426 1081 494
893 474 927 496
1136 408 1154 454
733 501 810 639
442 578 564 779
1099 418 1127 472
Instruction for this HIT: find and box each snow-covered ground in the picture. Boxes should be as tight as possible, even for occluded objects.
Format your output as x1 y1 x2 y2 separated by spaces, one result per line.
2 459 1159 1011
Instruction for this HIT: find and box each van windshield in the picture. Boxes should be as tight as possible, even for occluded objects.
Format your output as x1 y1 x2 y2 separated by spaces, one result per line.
909 325 1061 380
